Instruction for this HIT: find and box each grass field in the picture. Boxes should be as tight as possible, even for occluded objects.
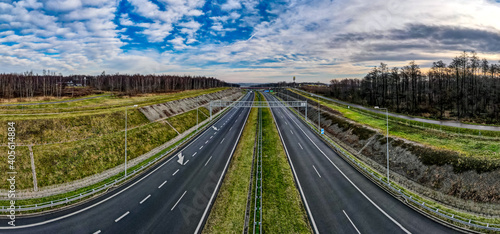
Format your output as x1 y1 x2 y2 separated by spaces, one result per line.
290 89 500 159
260 101 311 233
0 87 227 119
0 107 210 190
203 96 257 233
0 107 228 208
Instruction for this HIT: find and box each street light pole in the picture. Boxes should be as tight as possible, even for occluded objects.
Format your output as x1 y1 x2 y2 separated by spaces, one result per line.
375 106 390 184
316 95 320 133
196 96 199 133
125 104 138 177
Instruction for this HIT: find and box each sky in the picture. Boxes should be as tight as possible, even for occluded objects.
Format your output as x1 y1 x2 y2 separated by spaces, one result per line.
1 0 500 83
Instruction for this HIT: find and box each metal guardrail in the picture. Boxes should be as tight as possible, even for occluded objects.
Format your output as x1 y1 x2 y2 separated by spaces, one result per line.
274 92 500 232
0 101 235 213
253 105 263 234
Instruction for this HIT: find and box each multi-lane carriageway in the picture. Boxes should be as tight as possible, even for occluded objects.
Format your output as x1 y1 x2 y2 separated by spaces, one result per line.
0 91 461 233
263 92 459 234
0 92 254 234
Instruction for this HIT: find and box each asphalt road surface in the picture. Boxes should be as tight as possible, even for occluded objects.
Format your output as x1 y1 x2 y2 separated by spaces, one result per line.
0 92 254 234
263 92 461 234
294 88 500 131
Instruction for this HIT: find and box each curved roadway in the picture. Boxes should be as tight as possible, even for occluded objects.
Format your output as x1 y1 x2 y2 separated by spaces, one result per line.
0 92 254 234
264 92 461 233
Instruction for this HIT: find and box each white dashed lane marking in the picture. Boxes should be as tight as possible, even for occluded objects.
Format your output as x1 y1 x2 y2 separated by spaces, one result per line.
140 194 151 204
115 211 130 222
158 181 167 188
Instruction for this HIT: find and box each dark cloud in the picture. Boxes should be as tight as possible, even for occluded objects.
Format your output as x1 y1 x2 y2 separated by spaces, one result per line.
330 24 500 62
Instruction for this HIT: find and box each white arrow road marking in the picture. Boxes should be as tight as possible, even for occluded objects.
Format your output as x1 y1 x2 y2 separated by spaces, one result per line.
115 211 129 222
140 194 151 204
212 126 218 131
177 152 184 165
171 191 187 210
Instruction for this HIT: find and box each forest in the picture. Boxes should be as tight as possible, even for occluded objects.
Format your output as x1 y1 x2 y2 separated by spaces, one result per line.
302 52 500 124
0 72 234 99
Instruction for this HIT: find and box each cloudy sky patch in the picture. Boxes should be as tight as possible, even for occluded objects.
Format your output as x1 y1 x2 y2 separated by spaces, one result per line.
1 0 500 83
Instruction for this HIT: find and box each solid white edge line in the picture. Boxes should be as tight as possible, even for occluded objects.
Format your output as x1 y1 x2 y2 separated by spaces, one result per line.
204 156 213 167
172 169 180 176
139 194 151 204
281 99 411 234
265 93 320 234
158 180 167 189
0 92 241 230
114 211 130 222
194 94 252 234
171 191 187 211
312 165 322 178
343 210 361 234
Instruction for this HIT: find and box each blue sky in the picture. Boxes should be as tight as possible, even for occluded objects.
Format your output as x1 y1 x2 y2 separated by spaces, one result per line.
1 0 500 83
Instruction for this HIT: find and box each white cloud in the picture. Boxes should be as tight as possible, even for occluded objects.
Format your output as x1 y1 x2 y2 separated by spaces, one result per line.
221 0 242 11
119 14 134 26
44 0 82 12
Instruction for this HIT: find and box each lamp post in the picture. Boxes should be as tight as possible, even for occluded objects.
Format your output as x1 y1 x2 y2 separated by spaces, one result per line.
314 94 320 133
196 96 199 133
375 106 390 184
125 104 138 177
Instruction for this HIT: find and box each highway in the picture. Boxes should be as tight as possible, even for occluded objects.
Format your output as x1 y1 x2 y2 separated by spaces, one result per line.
0 92 254 234
263 92 460 234
293 88 500 131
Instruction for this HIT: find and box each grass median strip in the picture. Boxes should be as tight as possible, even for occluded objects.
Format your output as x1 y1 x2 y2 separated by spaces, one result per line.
203 96 257 233
261 106 312 233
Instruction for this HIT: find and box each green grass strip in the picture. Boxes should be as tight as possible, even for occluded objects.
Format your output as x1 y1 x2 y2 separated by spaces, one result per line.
203 95 258 233
261 101 312 233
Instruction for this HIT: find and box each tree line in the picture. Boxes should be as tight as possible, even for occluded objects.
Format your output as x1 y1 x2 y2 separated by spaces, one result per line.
302 52 500 123
0 72 235 99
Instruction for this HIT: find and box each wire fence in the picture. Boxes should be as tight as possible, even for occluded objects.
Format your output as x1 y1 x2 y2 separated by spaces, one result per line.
275 92 500 232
